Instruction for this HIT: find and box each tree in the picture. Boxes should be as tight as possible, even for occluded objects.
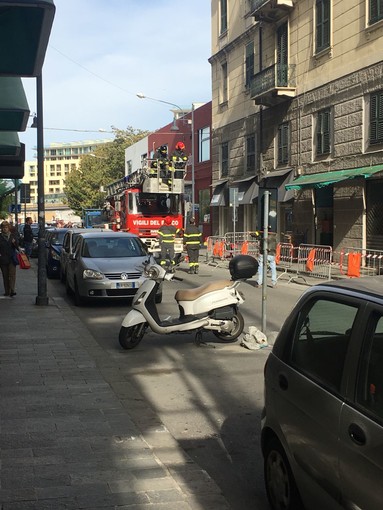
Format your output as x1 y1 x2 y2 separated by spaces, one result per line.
0 180 19 219
64 127 149 217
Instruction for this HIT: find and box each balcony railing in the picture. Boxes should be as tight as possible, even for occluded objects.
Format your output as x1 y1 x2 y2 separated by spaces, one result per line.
250 0 294 22
250 64 296 105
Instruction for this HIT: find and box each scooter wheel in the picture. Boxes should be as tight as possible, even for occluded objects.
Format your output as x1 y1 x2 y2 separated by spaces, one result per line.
213 311 244 342
119 324 145 350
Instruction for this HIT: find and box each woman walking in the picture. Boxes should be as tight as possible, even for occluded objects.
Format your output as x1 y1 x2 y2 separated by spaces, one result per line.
0 220 19 297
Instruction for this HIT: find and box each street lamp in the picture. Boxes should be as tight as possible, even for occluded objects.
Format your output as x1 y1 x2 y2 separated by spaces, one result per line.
136 92 183 131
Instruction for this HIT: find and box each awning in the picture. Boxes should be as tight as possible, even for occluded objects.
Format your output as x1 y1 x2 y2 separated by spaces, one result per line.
211 179 228 207
260 169 294 202
285 165 383 190
0 0 56 77
0 77 30 131
0 143 25 178
0 132 21 156
231 176 259 205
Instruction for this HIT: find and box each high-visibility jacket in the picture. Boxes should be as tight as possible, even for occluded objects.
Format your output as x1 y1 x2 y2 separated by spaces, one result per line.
183 225 202 247
158 224 178 244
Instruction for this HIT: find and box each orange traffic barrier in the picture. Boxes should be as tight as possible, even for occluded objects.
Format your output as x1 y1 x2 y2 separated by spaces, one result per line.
347 252 361 278
306 248 316 272
275 243 281 264
241 241 249 254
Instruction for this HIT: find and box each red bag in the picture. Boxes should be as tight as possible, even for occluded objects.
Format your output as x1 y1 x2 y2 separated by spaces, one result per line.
17 252 31 269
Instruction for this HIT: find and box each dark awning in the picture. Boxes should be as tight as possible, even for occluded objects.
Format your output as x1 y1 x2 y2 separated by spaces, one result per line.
285 165 383 190
0 77 30 131
231 176 259 204
0 0 56 77
0 143 25 178
0 132 21 156
211 179 228 207
260 169 294 202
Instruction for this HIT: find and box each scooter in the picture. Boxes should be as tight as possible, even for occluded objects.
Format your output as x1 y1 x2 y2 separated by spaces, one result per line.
119 254 258 349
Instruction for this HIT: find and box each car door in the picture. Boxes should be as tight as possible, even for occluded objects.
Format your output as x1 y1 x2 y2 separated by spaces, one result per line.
66 235 82 291
60 231 70 277
269 293 361 508
338 305 383 510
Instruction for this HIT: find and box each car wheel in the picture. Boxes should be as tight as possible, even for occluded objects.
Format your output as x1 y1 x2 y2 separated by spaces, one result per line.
213 310 244 342
74 279 85 306
264 437 304 510
119 324 146 350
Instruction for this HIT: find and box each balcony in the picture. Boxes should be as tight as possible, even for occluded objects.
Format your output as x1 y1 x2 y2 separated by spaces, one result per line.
250 64 296 106
250 0 294 23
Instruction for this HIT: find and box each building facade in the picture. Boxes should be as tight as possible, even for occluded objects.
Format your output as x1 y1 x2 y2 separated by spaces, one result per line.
22 139 112 223
210 0 383 253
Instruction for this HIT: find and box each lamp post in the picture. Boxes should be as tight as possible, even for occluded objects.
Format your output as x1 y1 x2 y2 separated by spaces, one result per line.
136 93 183 131
35 73 49 306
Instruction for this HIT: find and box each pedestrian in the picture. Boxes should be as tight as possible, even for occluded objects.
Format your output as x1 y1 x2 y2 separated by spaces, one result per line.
0 220 19 297
157 216 179 267
183 217 202 274
23 216 34 258
255 229 277 287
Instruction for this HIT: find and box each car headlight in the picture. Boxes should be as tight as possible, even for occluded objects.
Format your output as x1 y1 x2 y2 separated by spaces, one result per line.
83 269 104 280
51 250 60 261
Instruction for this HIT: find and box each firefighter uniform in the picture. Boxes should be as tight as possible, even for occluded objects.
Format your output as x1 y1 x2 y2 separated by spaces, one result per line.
183 218 202 274
158 216 179 266
171 141 188 179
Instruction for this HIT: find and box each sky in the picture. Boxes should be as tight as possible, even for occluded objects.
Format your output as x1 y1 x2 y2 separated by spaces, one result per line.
20 0 212 160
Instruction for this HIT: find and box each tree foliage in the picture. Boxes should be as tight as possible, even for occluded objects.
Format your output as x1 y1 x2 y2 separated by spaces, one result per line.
0 180 19 219
64 127 149 217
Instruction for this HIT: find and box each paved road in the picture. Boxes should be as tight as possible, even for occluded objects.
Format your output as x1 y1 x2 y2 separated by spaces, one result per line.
49 260 307 510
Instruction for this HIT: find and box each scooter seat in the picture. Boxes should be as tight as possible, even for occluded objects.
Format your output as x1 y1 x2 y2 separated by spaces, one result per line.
175 279 233 302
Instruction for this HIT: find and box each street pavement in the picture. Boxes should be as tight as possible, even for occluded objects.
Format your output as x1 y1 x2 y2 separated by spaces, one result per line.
0 262 231 510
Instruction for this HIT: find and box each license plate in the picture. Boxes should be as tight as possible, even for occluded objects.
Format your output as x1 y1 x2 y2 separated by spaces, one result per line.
115 281 136 289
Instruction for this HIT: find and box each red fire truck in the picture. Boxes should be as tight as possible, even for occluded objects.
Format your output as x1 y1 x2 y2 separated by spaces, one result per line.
104 162 185 254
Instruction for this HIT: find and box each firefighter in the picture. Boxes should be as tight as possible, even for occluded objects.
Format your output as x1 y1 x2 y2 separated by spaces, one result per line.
171 141 188 179
183 217 202 274
157 216 179 267
151 145 170 180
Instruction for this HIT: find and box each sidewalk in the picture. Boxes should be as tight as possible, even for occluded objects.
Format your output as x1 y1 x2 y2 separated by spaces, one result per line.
0 263 230 510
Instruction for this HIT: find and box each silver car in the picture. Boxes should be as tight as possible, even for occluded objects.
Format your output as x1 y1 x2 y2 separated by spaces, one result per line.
65 231 160 306
262 277 383 510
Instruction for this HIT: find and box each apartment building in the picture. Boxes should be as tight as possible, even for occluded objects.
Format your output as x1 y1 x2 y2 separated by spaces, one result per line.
210 0 383 252
22 139 111 223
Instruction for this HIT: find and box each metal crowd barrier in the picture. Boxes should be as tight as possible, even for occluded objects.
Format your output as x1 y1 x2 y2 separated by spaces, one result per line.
339 247 383 277
276 242 294 281
290 244 333 282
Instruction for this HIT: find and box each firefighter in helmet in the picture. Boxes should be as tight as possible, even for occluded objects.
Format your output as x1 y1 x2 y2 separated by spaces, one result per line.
183 217 202 274
171 141 188 179
151 145 170 180
157 216 180 267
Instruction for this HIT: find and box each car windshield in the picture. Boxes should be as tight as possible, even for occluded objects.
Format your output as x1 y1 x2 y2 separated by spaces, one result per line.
49 231 66 245
82 237 147 258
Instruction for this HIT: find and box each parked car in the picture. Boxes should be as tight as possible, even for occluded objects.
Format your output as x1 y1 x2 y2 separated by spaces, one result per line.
64 231 161 306
262 277 383 510
60 228 89 282
18 222 39 257
45 228 69 278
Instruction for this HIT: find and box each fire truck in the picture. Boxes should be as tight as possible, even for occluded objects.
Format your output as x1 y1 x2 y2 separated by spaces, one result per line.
104 159 185 254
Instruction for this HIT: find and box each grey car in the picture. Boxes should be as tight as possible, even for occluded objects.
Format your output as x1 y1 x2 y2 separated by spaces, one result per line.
65 231 160 306
262 277 383 510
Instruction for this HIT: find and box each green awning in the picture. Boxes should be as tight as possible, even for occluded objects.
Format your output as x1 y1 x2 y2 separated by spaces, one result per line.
0 0 56 77
0 132 21 156
0 143 25 178
285 165 383 190
0 77 30 131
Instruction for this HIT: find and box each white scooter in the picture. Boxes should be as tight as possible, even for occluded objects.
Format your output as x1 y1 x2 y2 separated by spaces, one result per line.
119 254 258 349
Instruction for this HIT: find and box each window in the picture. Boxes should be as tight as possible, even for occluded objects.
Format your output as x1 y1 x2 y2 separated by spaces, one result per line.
316 108 331 155
220 62 228 104
278 123 289 165
369 0 383 24
357 314 383 420
221 142 229 177
199 189 211 223
127 160 133 174
316 0 330 52
291 299 358 392
246 135 256 172
220 0 227 34
199 127 210 162
245 42 254 89
370 91 383 145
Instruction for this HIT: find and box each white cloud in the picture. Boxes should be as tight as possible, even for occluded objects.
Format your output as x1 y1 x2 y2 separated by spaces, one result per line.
20 0 212 159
